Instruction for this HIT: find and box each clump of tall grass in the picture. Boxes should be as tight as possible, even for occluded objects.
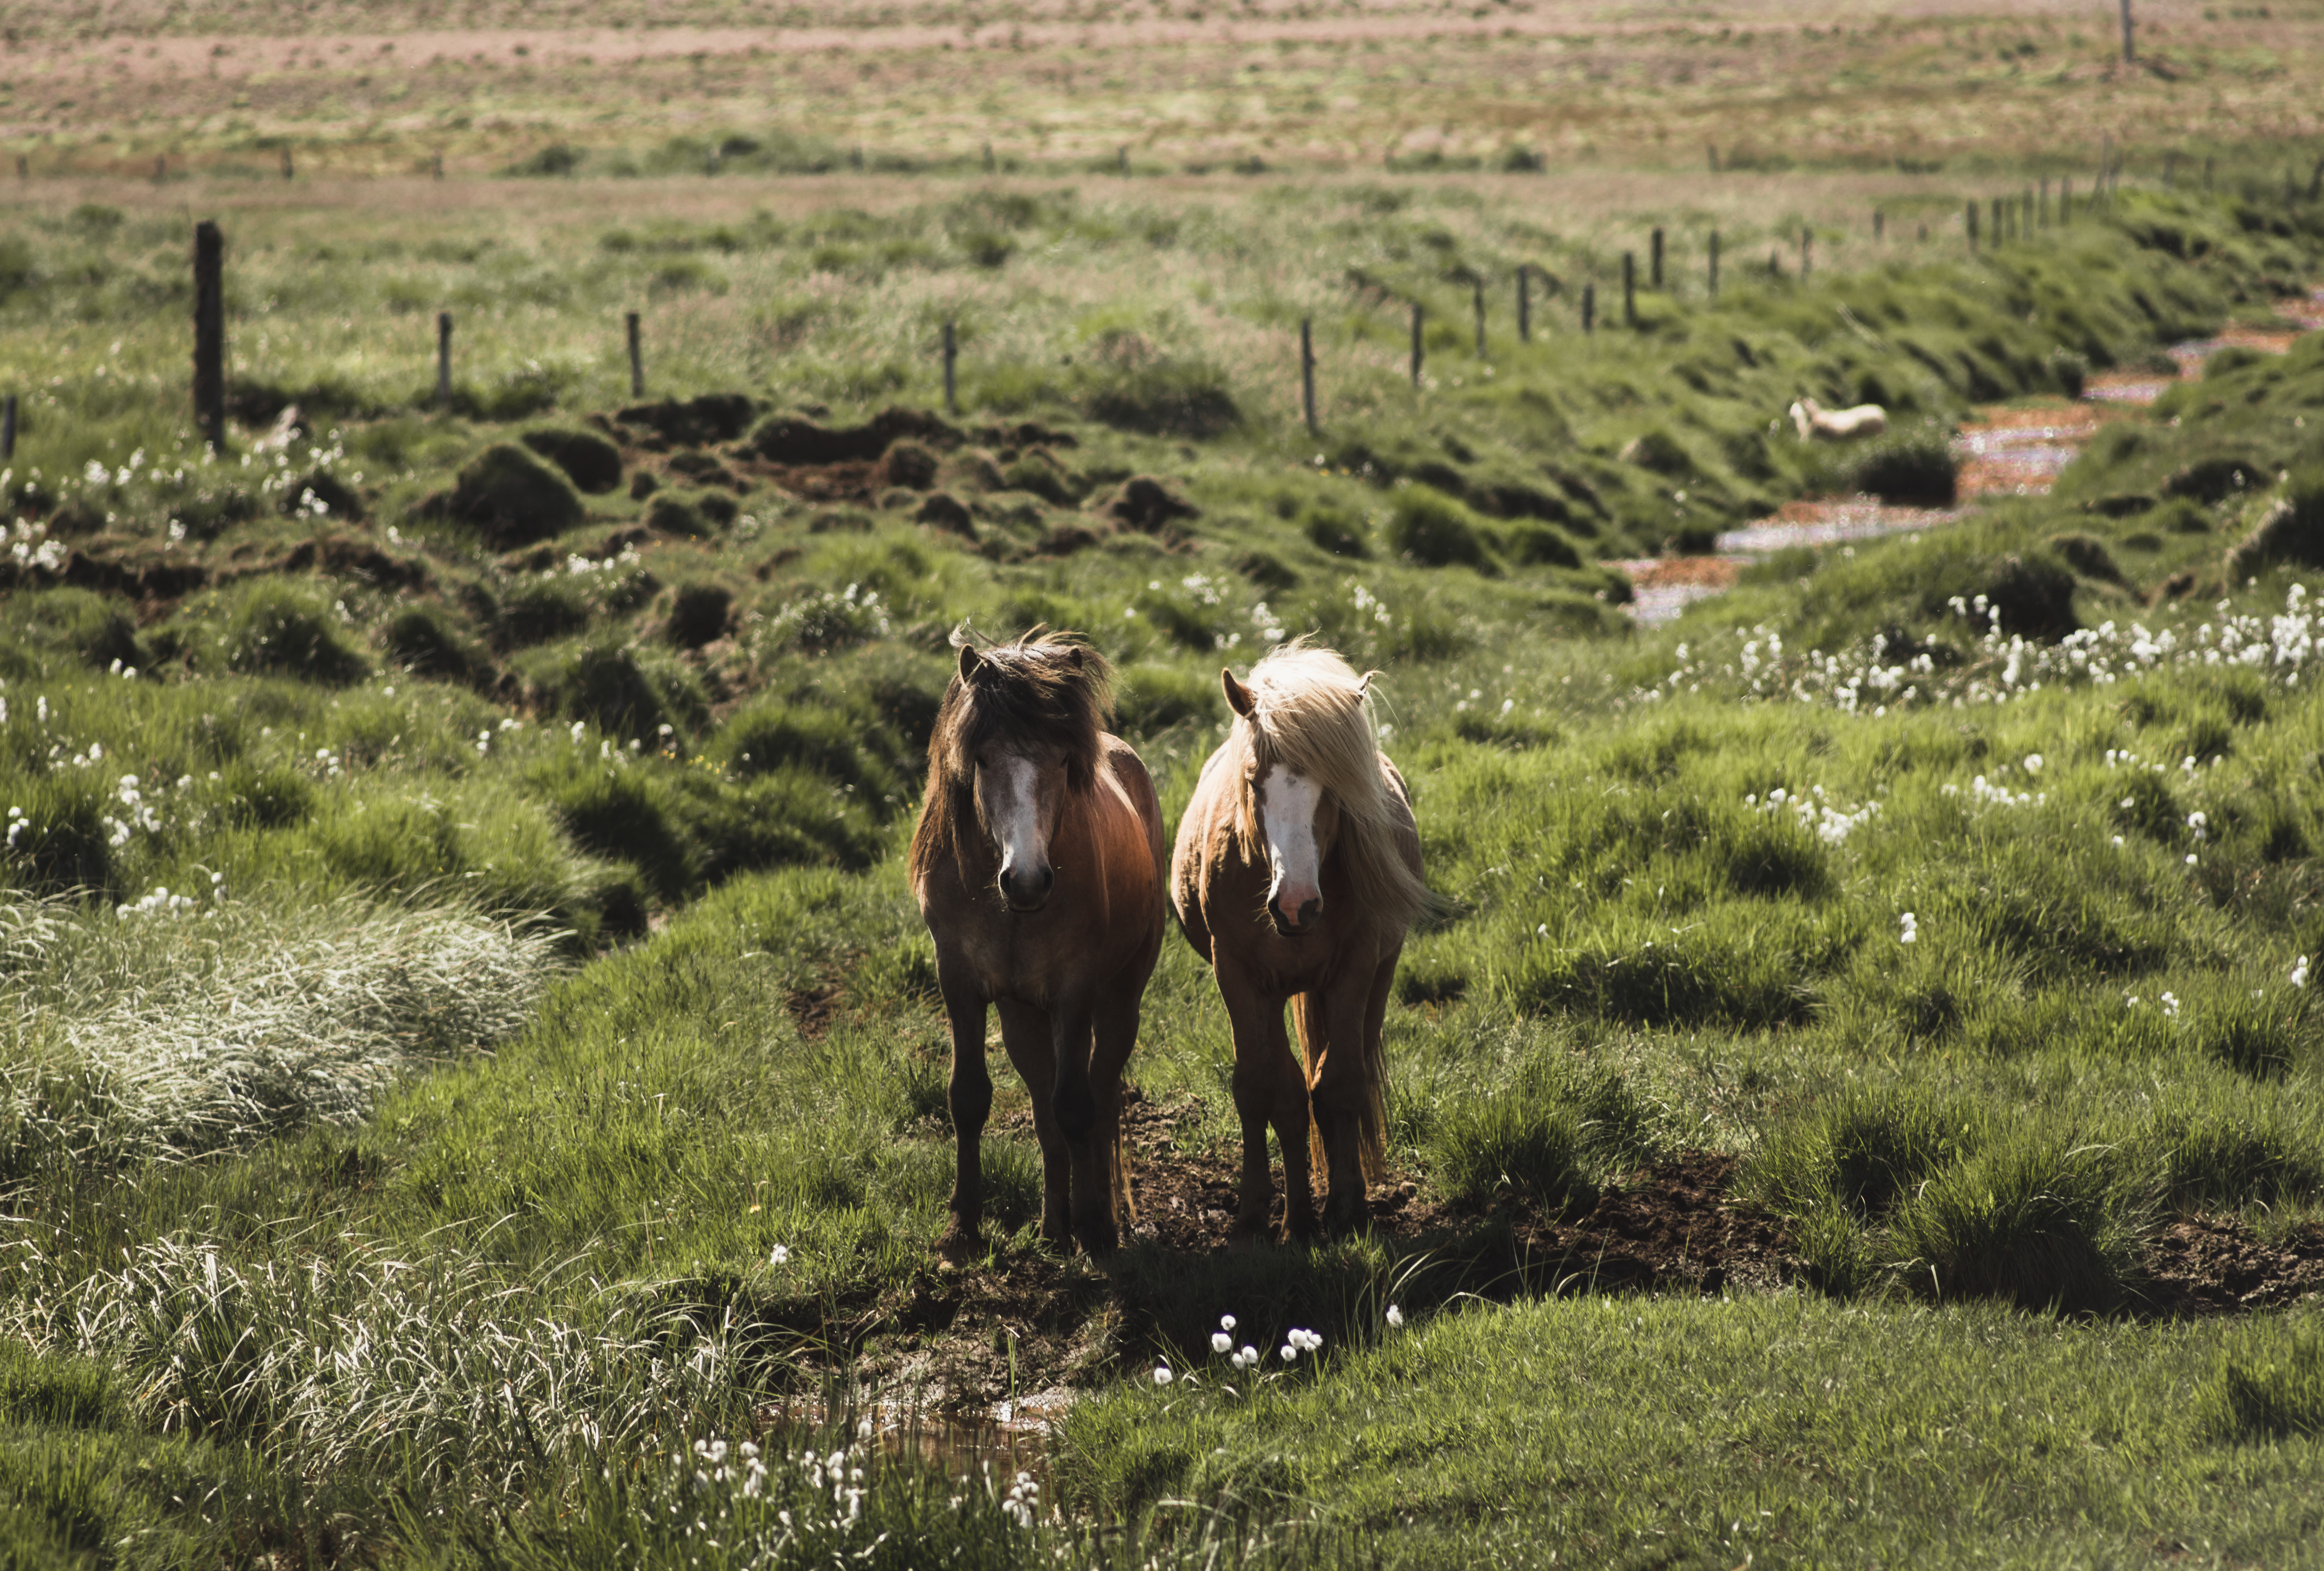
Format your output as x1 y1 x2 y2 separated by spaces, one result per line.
1 894 562 1160
5 1237 749 1507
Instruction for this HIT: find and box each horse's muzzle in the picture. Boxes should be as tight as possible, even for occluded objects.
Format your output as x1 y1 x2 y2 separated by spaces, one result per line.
1270 897 1322 937
998 864 1054 913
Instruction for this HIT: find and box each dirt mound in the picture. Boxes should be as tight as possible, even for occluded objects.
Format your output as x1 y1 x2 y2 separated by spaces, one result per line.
1099 475 1199 533
277 535 430 591
424 443 585 548
2 543 210 608
915 492 975 537
2136 1216 2324 1315
744 407 964 466
616 394 760 447
521 427 625 495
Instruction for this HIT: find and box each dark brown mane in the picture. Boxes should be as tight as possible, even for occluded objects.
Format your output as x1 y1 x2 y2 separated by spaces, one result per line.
908 630 1116 884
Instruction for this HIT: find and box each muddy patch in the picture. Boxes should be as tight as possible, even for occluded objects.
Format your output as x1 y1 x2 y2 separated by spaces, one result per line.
2135 1215 2324 1316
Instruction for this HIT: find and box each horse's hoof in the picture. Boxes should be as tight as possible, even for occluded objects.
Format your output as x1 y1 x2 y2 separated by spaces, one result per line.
936 1227 982 1265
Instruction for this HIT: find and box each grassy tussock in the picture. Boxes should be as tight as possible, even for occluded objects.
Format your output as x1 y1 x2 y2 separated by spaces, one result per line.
1 895 561 1162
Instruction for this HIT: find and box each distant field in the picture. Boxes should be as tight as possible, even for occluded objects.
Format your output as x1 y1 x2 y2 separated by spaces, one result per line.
3 0 2321 178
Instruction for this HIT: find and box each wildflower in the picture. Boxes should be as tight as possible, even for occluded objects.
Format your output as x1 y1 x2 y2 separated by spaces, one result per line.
1212 1332 1233 1354
1219 1313 1236 1332
1153 1363 1173 1386
2160 991 2182 1019
768 1244 790 1265
1898 912 1918 945
2186 854 2199 867
2023 753 2044 773
1386 1304 1405 1328
2294 955 2311 989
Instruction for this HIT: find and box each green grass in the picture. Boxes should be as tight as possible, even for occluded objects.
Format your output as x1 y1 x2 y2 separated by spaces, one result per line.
11 165 2324 1564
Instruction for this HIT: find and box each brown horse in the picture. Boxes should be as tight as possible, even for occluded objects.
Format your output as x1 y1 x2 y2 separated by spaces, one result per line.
1170 643 1430 1239
909 632 1167 1258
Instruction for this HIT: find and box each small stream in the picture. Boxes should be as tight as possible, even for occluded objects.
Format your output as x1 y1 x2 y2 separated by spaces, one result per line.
1613 291 2324 627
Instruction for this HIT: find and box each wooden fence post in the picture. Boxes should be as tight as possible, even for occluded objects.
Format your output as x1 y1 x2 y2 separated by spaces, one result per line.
1 395 16 463
1409 302 1424 387
2163 152 2177 188
2041 177 2051 226
2062 176 2074 223
1517 266 1531 343
1706 143 1719 172
1708 230 1719 299
436 312 454 411
2309 157 2324 202
1581 282 1595 334
1650 226 1664 289
982 143 995 173
152 154 166 185
1966 200 1979 252
193 220 225 452
1621 252 1635 327
432 152 445 180
1471 276 1486 357
1300 318 1317 434
1116 146 1129 175
1992 196 2005 244
281 147 294 181
626 311 644 397
1874 209 1884 242
942 321 959 416
1801 228 1812 278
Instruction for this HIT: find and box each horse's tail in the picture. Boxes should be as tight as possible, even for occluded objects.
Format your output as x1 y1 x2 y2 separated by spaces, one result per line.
1292 991 1388 1189
1111 1107 1137 1229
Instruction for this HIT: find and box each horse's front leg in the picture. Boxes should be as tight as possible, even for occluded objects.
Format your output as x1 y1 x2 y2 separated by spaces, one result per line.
1219 963 1308 1243
995 999 1071 1247
937 967 992 1262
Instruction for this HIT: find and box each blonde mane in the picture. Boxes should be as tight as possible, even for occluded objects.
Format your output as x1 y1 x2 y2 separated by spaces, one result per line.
1228 643 1431 935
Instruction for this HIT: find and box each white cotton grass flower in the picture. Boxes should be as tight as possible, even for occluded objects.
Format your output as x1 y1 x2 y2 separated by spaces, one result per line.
2023 753 2044 774
768 1244 790 1265
2293 955 2311 989
1153 1363 1173 1386
1219 1313 1236 1332
1898 911 1918 945
1386 1304 1405 1328
1211 1331 1233 1355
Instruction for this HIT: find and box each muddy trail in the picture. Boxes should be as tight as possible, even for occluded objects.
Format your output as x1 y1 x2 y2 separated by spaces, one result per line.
758 1088 2324 1452
1613 294 2324 626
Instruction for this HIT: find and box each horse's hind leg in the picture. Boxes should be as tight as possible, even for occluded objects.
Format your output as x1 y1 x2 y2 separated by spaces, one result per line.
997 999 1072 1248
1310 950 1397 1235
937 971 993 1262
1077 983 1144 1255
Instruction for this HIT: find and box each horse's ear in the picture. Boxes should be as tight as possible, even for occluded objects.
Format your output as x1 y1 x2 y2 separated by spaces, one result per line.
957 643 983 684
1064 646 1085 671
1221 668 1255 718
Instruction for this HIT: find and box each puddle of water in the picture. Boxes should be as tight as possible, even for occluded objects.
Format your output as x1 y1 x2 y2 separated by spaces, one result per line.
1606 289 2324 627
757 1388 1068 1482
1608 556 1745 627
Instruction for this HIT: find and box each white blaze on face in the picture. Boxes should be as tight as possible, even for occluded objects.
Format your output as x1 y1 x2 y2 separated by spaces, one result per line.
984 751 1048 895
1256 765 1323 928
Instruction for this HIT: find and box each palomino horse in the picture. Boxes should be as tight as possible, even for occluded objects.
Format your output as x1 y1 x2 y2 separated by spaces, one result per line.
909 632 1167 1258
1170 643 1430 1239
